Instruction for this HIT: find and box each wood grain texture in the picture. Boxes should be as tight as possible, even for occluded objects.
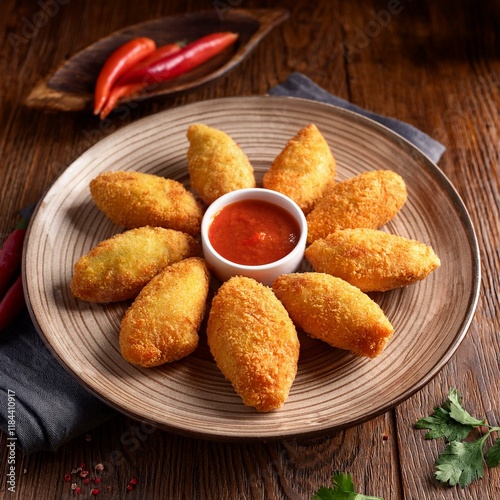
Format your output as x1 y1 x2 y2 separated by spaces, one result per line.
1 0 499 499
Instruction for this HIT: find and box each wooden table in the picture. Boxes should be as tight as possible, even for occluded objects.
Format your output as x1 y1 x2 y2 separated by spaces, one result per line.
1 0 499 498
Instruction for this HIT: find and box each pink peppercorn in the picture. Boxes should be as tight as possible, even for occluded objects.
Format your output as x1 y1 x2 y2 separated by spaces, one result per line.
91 488 99 496
64 474 71 482
83 478 90 485
94 478 101 485
129 479 138 485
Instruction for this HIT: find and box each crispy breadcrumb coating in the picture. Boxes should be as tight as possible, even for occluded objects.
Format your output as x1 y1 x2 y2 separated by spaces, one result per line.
207 276 299 412
306 170 407 244
305 228 441 292
186 124 256 205
70 226 200 303
262 124 336 214
90 171 203 235
119 257 210 367
272 273 394 358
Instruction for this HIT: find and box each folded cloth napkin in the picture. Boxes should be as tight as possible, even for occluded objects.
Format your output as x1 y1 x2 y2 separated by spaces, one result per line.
0 72 445 455
269 72 445 163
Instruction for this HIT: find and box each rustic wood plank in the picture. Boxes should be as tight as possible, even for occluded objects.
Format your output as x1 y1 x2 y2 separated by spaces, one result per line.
1 0 499 499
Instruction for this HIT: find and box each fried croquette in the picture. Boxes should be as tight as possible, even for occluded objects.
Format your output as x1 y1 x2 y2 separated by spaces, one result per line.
306 170 407 244
206 276 299 412
305 228 441 292
90 171 203 235
272 273 394 358
186 124 256 205
119 257 210 367
70 226 200 303
262 124 336 213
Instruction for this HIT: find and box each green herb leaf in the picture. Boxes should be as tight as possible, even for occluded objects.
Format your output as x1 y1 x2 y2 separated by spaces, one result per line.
415 388 485 442
447 388 485 427
415 406 473 442
416 389 500 489
312 472 383 500
435 439 486 488
485 436 500 469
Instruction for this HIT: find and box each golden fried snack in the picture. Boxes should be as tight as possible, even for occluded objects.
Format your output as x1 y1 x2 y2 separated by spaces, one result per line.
70 226 200 303
186 124 256 205
306 228 441 292
207 276 299 412
272 273 394 358
306 170 407 244
262 124 336 213
120 257 210 367
90 171 203 235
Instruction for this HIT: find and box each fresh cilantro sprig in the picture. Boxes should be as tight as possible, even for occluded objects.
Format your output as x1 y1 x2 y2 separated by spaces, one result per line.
312 472 383 500
415 388 500 488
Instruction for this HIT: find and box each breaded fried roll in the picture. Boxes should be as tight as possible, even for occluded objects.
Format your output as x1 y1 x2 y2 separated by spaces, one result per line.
273 273 394 358
306 228 441 292
90 171 203 236
186 124 256 205
306 170 407 243
207 276 299 412
263 124 336 213
70 226 200 303
120 257 210 367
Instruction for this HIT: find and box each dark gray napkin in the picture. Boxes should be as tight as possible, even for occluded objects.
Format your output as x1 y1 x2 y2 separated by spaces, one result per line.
0 72 445 455
0 310 116 454
269 72 445 163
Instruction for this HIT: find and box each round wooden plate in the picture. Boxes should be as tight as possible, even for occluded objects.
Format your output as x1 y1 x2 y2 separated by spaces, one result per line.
24 96 480 440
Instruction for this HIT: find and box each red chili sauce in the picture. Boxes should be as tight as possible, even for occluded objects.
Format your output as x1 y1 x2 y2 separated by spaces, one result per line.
208 199 300 266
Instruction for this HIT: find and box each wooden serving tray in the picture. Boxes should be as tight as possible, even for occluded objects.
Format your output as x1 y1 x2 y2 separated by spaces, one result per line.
26 8 289 113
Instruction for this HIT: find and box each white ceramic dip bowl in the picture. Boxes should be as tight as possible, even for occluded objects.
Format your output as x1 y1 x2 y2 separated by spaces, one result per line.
201 188 308 286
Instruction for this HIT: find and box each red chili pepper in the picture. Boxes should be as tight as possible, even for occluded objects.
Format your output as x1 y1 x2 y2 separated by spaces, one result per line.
93 37 157 116
117 32 238 86
0 218 28 298
0 275 25 331
99 42 182 119
125 42 184 75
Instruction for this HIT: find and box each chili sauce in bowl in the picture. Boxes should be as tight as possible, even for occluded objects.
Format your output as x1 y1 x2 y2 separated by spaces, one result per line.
201 188 307 285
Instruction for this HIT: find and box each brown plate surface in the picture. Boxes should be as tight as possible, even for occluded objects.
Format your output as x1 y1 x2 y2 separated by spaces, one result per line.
24 96 480 440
